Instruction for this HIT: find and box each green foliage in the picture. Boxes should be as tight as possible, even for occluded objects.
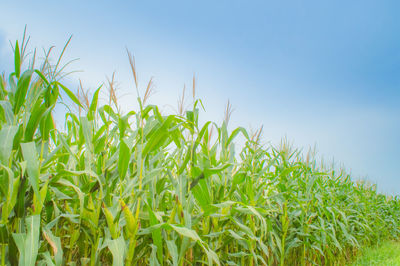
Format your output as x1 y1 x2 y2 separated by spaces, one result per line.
0 34 399 266
351 240 400 265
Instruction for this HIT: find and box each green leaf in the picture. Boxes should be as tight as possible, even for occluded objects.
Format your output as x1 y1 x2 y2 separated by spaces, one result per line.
41 252 56 266
15 173 27 218
39 111 55 141
0 100 14 124
118 116 129 140
169 224 201 242
193 121 211 151
57 180 84 216
43 229 63 266
0 71 6 100
99 105 119 122
147 204 163 265
25 102 50 141
205 247 220 266
166 240 178 266
118 139 130 180
14 41 21 78
192 179 215 215
149 244 161 266
34 70 50 86
0 125 18 165
107 235 126 266
57 82 83 109
88 85 102 120
12 215 41 266
142 115 175 157
227 126 249 147
0 165 20 221
21 142 41 202
12 233 25 264
0 224 8 244
33 180 48 215
204 163 231 177
228 230 244 240
13 70 33 114
80 116 93 148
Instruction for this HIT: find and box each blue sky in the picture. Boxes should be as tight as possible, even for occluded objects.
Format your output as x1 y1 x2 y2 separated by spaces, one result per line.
1 1 399 194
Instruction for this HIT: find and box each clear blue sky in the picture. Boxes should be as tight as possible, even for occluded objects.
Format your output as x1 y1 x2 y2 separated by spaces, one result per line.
1 1 399 194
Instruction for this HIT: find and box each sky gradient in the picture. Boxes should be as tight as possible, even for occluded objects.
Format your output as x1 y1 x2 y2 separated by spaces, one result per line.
1 1 399 194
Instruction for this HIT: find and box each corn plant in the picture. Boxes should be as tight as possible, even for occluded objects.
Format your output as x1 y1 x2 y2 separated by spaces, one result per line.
0 32 399 266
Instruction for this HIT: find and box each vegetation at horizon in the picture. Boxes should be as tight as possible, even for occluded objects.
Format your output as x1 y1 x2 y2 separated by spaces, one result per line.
0 31 399 265
351 240 400 265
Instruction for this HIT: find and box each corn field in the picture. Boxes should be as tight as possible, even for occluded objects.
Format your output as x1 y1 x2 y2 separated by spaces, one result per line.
0 34 399 266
